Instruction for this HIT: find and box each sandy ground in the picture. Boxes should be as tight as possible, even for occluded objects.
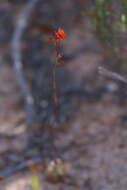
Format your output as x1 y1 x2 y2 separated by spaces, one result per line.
0 1 127 190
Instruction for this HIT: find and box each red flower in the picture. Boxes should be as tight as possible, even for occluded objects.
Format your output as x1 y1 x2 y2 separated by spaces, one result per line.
49 28 67 45
55 28 67 40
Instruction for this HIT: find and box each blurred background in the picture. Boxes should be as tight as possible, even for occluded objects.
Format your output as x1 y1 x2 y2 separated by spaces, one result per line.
0 0 127 189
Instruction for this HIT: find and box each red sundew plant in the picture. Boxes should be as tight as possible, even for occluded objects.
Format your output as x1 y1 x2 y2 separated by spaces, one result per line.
39 25 68 158
50 28 68 113
49 28 68 158
39 25 67 113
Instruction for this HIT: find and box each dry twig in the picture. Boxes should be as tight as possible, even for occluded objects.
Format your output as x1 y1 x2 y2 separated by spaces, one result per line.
0 157 42 179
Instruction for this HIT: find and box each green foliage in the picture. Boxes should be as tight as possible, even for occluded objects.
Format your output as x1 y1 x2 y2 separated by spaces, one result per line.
89 0 127 65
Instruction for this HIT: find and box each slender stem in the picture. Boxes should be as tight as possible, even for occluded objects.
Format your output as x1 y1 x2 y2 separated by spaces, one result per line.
52 42 61 121
49 42 61 159
52 63 59 106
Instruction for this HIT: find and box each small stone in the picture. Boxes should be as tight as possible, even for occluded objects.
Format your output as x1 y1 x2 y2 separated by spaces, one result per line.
45 159 66 183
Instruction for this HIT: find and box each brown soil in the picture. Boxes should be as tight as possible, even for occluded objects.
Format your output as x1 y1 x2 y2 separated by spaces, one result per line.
0 1 127 190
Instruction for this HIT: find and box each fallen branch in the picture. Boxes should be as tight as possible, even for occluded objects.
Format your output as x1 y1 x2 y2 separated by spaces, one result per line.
11 0 39 123
98 66 127 84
